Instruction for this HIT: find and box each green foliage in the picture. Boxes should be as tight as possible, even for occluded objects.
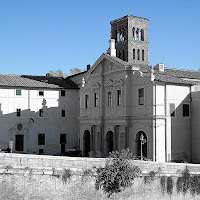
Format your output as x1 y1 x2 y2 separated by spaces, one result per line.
144 171 157 184
83 168 94 177
166 176 174 195
176 166 190 195
62 168 71 183
189 175 200 195
160 176 167 193
95 148 141 197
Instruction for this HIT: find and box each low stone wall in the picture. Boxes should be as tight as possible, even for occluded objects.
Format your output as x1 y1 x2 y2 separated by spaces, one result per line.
1 153 200 175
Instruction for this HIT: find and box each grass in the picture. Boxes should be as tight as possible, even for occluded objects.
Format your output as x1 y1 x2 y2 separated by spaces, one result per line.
0 171 200 199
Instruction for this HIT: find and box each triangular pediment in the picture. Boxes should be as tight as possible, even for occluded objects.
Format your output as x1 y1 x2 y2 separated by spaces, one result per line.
87 53 127 75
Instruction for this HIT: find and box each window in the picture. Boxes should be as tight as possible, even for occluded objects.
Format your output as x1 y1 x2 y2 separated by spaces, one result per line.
61 109 65 117
138 88 144 105
38 134 45 145
137 49 140 60
142 50 144 61
39 109 43 117
85 95 89 108
16 109 21 117
183 104 190 117
94 93 99 107
170 103 175 117
16 89 21 96
39 149 44 154
61 90 65 96
133 49 135 60
60 134 66 144
108 92 112 106
141 29 144 41
117 90 122 106
39 90 44 96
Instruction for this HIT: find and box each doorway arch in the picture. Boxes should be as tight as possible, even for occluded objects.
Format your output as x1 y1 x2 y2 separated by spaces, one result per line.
135 131 147 159
83 130 90 157
106 131 114 156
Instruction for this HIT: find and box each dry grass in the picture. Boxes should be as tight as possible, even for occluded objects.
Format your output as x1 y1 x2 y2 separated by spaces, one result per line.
0 173 200 200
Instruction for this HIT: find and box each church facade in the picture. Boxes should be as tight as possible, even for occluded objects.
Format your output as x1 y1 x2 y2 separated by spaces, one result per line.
78 15 200 163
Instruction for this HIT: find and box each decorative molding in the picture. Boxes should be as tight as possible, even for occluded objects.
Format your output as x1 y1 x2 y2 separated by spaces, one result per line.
90 82 100 88
114 79 124 86
104 79 113 87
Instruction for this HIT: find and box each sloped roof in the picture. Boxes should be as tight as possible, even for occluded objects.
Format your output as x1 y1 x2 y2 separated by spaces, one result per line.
0 74 78 89
140 66 200 85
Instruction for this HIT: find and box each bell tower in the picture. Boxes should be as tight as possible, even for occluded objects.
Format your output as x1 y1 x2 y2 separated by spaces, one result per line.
110 14 149 64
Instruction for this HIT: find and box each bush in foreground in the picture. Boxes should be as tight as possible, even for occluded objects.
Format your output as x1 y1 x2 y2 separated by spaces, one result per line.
95 148 141 197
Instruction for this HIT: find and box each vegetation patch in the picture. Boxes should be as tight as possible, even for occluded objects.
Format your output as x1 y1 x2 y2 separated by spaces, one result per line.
62 168 71 183
95 148 141 197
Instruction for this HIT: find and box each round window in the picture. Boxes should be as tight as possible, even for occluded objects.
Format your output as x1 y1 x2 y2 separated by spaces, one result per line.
17 123 23 132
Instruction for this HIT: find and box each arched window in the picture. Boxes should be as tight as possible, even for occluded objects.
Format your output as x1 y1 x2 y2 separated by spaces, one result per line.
115 30 118 41
142 50 144 61
141 29 144 41
137 49 140 60
117 31 120 42
136 28 139 40
133 49 135 60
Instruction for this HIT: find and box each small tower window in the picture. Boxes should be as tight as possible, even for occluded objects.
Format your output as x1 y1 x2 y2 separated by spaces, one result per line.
133 49 135 60
136 28 139 40
141 29 144 41
142 50 144 61
132 27 135 40
117 31 120 42
137 49 140 60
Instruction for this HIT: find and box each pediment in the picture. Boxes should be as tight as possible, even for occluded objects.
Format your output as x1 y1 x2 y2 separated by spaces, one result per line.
89 54 126 75
113 79 125 85
104 79 113 87
90 82 100 88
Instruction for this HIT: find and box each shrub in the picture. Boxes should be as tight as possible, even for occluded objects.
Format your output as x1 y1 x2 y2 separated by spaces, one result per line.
166 176 174 195
95 148 141 197
62 168 71 183
144 170 157 184
160 176 167 193
176 166 190 195
189 175 200 195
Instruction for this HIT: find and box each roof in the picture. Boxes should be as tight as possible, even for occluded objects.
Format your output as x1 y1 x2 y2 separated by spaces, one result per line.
110 14 149 24
0 74 78 89
140 65 200 85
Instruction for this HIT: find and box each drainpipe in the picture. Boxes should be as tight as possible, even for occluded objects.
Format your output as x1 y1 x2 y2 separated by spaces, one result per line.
153 81 157 162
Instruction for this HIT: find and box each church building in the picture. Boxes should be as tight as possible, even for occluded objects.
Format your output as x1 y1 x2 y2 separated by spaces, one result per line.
78 14 200 163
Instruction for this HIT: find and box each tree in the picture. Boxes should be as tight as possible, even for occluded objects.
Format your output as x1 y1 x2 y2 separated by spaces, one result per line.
48 69 67 78
69 67 82 75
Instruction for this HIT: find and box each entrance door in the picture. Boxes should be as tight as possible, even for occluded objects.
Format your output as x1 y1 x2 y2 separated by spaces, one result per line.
83 130 90 157
15 135 24 151
135 131 147 159
106 131 114 156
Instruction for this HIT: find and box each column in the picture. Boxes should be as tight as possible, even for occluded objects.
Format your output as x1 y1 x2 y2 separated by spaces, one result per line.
100 126 104 156
114 126 118 151
125 126 129 148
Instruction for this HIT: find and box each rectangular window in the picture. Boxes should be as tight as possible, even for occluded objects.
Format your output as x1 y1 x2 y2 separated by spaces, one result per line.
94 93 99 107
85 95 89 108
60 134 66 144
16 89 21 96
61 109 65 117
138 88 144 105
39 149 44 154
39 90 44 96
61 90 65 96
16 109 21 117
39 109 43 117
117 90 122 106
183 104 189 117
170 103 175 117
108 92 112 106
38 134 45 145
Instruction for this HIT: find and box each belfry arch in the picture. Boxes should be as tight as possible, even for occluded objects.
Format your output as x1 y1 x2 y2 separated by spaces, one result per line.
135 131 147 159
83 130 90 157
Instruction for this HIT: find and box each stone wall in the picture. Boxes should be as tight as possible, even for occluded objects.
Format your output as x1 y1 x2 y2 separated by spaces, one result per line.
1 153 200 175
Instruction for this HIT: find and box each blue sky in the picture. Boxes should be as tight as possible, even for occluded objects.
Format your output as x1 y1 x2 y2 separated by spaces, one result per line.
0 0 200 76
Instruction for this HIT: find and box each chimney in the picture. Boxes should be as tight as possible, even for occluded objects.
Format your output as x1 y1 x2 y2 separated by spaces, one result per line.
154 63 164 72
107 39 116 57
87 64 91 71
